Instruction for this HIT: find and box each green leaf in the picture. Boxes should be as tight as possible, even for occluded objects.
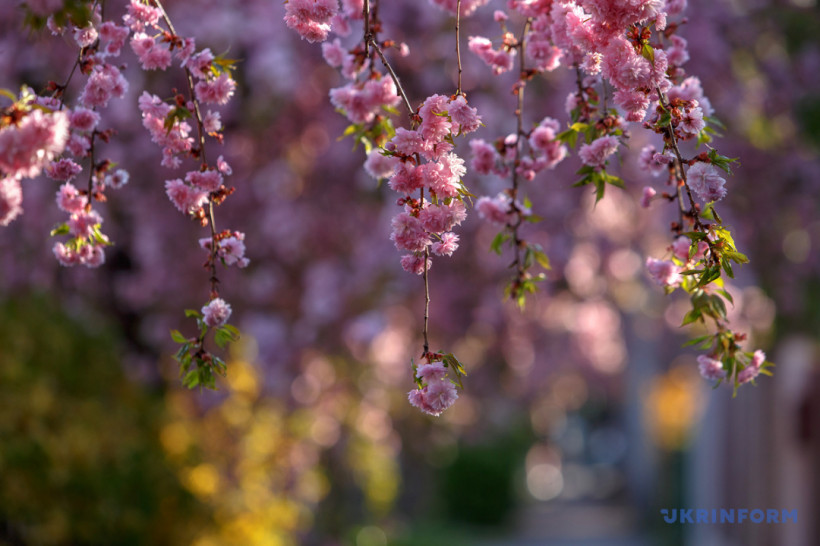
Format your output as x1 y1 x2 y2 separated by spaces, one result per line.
573 173 593 187
683 334 713 348
681 309 702 326
725 251 749 264
602 172 625 188
340 124 359 139
533 249 551 269
710 295 728 319
182 369 200 389
164 106 192 134
594 176 606 203
721 258 734 278
716 289 734 306
184 309 201 319
706 148 739 174
641 43 655 63
50 223 70 237
656 110 672 129
490 232 510 255
682 231 709 241
557 128 579 148
214 324 239 349
170 329 188 343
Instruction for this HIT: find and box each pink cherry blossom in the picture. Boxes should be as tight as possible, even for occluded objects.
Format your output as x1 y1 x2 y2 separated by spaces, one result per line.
194 74 236 105
432 232 459 256
640 186 656 208
476 193 513 226
698 355 726 381
0 109 69 180
68 209 102 238
390 212 430 253
185 169 223 192
469 139 499 175
645 257 681 287
447 95 481 135
165 178 208 215
579 135 620 168
400 254 432 275
0 177 23 226
687 162 727 203
55 183 87 213
202 298 232 328
46 159 83 182
416 363 447 382
364 151 400 180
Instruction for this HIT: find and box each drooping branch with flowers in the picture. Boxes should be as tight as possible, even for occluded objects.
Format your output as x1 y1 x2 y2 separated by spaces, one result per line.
0 0 775 409
284 0 773 412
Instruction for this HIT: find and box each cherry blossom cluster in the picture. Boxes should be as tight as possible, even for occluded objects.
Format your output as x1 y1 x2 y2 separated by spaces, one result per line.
383 94 478 274
0 91 69 226
122 0 244 389
2 4 133 267
408 361 459 417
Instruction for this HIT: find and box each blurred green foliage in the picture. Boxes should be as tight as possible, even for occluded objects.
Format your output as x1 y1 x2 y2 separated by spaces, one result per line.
437 426 531 527
0 294 211 545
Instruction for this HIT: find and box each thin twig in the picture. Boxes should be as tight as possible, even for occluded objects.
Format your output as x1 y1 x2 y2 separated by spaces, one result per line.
455 0 463 95
656 87 700 230
363 0 370 60
510 21 531 286
369 39 415 116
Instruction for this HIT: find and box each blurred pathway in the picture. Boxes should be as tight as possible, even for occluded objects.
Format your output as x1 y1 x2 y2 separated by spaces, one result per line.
476 502 654 546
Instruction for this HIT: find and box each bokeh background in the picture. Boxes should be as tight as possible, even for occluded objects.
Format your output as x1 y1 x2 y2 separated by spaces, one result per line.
1 0 819 545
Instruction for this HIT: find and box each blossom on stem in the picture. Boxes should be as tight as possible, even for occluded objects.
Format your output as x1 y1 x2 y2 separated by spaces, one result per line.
698 355 726 381
0 109 69 180
645 257 682 287
476 192 514 226
579 135 619 169
640 186 656 208
687 162 727 203
408 378 458 416
202 298 232 328
0 178 23 226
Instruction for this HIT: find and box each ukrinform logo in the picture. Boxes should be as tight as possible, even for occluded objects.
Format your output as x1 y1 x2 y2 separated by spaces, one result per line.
661 509 798 524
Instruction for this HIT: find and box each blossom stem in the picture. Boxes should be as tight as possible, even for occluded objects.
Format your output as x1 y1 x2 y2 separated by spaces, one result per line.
85 130 96 212
152 0 220 297
455 0 463 96
656 88 700 230
509 20 532 293
421 188 430 357
368 38 415 116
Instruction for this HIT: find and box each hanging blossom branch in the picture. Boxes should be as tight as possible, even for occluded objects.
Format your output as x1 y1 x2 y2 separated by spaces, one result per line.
0 2 129 266
463 1 771 392
120 0 245 389
469 9 568 308
285 0 483 416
